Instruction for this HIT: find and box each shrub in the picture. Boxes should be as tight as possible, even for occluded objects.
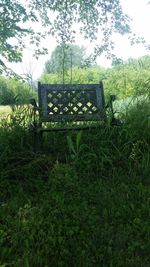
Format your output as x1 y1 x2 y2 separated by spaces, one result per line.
0 77 15 105
0 76 36 105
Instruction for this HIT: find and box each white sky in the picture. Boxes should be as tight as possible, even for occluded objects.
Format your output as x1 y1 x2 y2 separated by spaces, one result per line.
8 0 150 80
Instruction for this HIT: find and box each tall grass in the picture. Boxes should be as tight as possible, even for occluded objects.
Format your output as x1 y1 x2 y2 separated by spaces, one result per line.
0 97 150 267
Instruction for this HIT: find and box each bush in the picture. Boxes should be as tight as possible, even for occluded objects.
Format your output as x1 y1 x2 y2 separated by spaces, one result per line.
40 55 150 100
40 66 106 85
0 82 150 267
0 77 15 105
0 76 36 105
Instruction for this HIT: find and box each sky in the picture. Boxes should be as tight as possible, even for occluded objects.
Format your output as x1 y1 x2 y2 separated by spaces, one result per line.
8 0 150 80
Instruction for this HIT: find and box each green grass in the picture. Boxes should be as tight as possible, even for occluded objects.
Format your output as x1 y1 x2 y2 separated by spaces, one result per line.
0 105 12 118
0 99 150 267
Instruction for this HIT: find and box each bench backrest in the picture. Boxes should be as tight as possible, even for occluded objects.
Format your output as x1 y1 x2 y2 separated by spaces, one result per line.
38 82 105 122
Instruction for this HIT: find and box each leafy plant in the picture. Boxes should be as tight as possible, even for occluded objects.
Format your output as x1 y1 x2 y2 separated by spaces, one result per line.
0 76 35 105
67 131 84 161
0 75 150 267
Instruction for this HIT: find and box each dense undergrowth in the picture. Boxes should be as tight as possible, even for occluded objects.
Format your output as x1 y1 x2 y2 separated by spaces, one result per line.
0 99 150 267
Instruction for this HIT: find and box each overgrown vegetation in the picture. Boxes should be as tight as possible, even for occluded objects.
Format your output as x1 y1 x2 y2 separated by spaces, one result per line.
1 54 150 106
1 0 150 265
41 55 150 99
0 77 36 105
0 90 150 266
44 44 93 74
0 0 136 74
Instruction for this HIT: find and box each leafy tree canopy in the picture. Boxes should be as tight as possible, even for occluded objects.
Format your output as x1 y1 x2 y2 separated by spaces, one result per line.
0 0 46 74
44 44 94 74
1 0 149 74
31 0 132 58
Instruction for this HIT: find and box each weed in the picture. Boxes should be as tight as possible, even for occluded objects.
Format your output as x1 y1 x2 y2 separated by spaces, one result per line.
0 99 150 266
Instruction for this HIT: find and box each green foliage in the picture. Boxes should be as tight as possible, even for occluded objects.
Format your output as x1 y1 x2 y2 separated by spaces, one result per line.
1 0 138 74
31 0 132 56
41 66 106 85
105 55 150 98
44 44 92 74
0 77 35 105
0 77 15 105
0 0 41 73
122 98 150 141
67 131 84 162
0 1 29 63
1 0 149 78
0 96 150 266
0 59 150 266
41 54 150 100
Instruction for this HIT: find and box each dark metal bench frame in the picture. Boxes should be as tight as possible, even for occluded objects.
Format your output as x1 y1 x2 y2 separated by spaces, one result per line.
30 81 117 149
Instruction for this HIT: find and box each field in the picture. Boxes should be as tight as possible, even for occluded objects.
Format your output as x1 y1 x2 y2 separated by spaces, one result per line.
1 1 150 265
0 99 150 267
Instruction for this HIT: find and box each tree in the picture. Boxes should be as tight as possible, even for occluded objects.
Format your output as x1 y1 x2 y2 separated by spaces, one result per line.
1 0 149 74
41 66 106 85
0 0 46 74
32 0 132 60
111 58 124 67
31 0 140 60
0 1 30 69
0 76 35 105
44 44 93 74
126 55 150 70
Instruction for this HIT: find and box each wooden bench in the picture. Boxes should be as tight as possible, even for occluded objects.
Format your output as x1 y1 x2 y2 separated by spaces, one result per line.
30 81 117 148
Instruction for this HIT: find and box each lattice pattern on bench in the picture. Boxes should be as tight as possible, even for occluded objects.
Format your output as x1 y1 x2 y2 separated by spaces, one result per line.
47 90 97 115
38 83 105 122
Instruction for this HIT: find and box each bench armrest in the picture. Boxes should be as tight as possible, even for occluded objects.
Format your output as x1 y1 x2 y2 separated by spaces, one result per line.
30 98 39 127
106 95 122 126
106 95 116 112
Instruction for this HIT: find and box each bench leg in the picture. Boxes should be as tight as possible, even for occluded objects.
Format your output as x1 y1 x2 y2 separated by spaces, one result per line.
38 130 43 151
33 123 43 153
